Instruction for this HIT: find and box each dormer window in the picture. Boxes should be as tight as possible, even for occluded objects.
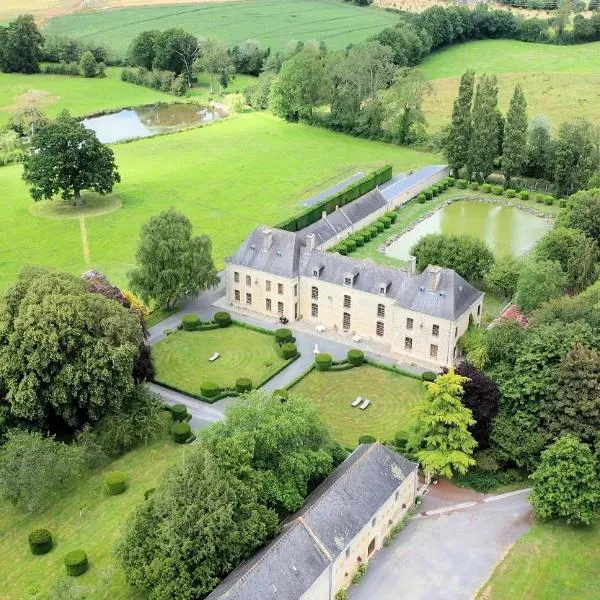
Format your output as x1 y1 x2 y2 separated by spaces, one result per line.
312 263 324 278
344 277 352 287
343 271 357 287
313 269 319 278
378 280 390 295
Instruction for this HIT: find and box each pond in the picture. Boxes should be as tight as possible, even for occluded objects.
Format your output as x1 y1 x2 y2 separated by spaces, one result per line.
385 200 551 260
82 103 225 143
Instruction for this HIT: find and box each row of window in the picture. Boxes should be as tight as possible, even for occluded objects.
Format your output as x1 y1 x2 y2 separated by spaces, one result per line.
311 287 387 317
234 290 285 314
233 272 297 296
404 336 438 359
405 317 440 337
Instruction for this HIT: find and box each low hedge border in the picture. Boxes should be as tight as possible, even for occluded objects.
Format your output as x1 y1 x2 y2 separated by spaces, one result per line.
362 358 423 381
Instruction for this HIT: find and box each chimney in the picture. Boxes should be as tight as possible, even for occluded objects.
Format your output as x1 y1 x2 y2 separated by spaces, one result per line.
306 233 316 251
428 266 442 292
407 256 416 276
322 211 327 220
262 228 273 252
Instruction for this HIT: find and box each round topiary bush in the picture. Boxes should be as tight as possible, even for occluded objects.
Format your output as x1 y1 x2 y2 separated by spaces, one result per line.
506 188 516 198
481 183 492 193
394 431 409 450
367 227 378 238
201 381 219 398
519 190 529 200
492 185 503 195
235 377 252 393
213 311 232 327
275 328 294 345
144 488 156 500
430 186 439 196
417 193 426 204
281 342 298 360
424 189 433 200
446 177 455 187
456 179 467 189
272 389 289 401
64 550 88 577
421 371 437 382
181 314 201 331
173 422 192 444
337 244 348 255
353 235 364 247
171 404 188 423
382 216 392 228
388 211 398 223
315 353 333 371
375 221 385 232
543 195 554 205
106 471 127 496
347 349 364 366
345 238 357 252
359 435 376 445
469 182 479 191
28 529 53 556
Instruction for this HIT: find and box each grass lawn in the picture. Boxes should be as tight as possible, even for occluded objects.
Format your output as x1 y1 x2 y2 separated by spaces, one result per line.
44 0 400 57
290 365 423 449
0 111 437 292
0 414 183 599
478 520 600 600
153 324 287 393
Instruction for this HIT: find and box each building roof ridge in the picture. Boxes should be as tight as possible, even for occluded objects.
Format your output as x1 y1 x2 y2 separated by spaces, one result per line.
297 517 333 562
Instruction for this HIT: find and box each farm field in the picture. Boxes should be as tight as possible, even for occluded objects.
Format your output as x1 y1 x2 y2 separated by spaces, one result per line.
43 0 399 57
0 111 437 292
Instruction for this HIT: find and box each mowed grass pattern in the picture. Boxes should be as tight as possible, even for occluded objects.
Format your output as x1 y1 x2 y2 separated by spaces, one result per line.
152 325 287 392
44 0 399 56
290 365 423 449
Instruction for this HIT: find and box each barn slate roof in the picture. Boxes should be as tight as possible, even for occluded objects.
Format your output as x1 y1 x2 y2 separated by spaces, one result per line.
379 165 448 202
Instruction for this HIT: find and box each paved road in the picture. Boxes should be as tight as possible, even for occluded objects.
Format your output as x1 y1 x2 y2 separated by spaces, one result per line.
350 489 532 600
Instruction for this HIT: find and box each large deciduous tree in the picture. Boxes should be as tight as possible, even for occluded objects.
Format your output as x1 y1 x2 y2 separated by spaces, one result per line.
0 15 44 74
127 30 161 69
446 70 474 177
129 209 219 310
484 255 522 299
22 111 120 206
153 28 200 85
195 37 235 93
501 83 528 188
558 187 600 244
515 259 565 313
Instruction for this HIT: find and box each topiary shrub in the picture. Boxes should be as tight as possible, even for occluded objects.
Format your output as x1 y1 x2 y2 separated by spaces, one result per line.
421 371 437 382
382 216 392 228
375 221 385 232
367 227 378 239
388 211 398 223
181 314 201 331
558 198 567 208
506 188 516 198
337 244 348 255
424 189 433 200
272 389 289 401
28 529 53 555
456 179 467 189
281 342 298 359
315 353 333 371
519 190 529 200
170 404 188 423
492 185 503 195
417 193 426 204
359 435 376 445
173 422 192 444
200 381 219 398
235 377 252 393
347 349 364 366
275 328 294 345
481 183 491 193
144 488 155 500
430 185 439 196
345 238 357 253
446 176 455 187
394 431 409 451
213 311 232 327
543 195 554 205
64 550 88 577
106 471 127 496
353 235 364 247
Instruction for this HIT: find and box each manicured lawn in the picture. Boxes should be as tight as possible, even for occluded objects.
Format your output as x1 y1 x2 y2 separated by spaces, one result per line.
0 414 183 599
153 325 288 393
290 365 423 448
44 0 400 57
478 520 600 600
0 111 437 291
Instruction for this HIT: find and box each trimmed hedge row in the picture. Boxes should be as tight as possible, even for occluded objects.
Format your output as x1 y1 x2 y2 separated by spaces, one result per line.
417 177 455 202
359 435 376 444
314 348 366 371
334 213 395 256
456 181 558 205
106 471 127 495
180 311 231 331
28 529 53 555
64 550 88 576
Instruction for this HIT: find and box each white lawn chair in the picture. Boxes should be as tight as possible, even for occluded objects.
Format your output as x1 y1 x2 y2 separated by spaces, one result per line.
313 344 320 355
353 334 361 343
359 398 371 410
208 352 220 362
351 396 363 407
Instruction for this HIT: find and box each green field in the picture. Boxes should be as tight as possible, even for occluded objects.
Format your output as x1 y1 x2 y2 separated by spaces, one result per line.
0 414 183 599
44 0 399 57
153 325 287 393
290 365 423 448
0 111 436 291
479 521 600 600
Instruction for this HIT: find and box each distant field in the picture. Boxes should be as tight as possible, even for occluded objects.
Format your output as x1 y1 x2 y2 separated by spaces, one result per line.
43 0 399 57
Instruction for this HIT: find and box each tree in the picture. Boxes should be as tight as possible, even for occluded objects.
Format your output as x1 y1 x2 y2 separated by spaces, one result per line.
0 430 85 512
153 28 200 85
406 370 477 478
195 37 235 93
22 111 120 206
79 50 99 78
484 255 522 298
525 117 554 180
230 39 267 76
530 434 599 525
501 84 528 188
555 0 574 35
515 259 565 313
558 187 600 244
129 209 219 309
0 267 144 431
0 15 44 74
116 445 279 599
446 70 474 177
127 30 160 69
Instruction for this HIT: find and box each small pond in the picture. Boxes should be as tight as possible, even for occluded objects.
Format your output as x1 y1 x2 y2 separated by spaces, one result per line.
385 200 552 260
82 103 225 143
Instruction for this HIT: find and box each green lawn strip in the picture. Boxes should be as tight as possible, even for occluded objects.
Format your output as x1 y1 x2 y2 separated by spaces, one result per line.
289 364 423 449
0 414 182 599
146 306 180 327
481 290 508 326
478 520 600 600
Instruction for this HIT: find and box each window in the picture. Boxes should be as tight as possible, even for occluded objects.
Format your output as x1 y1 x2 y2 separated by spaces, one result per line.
343 295 351 309
379 285 387 295
344 276 352 287
266 280 271 292
278 301 284 314
266 298 272 312
278 283 284 295
430 344 438 359
294 283 298 297
405 337 413 351
234 271 239 283
343 312 351 330
311 286 319 300
406 317 414 330
477 304 481 316
234 289 240 301
311 303 318 318
245 275 251 286
376 321 384 337
432 324 439 337
377 304 385 318
246 293 252 305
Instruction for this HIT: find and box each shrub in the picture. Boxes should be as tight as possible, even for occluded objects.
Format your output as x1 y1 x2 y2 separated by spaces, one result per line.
394 431 409 451
446 177 456 186
315 353 332 371
430 186 439 196
213 311 232 327
382 216 392 228
492 185 503 195
347 349 364 366
200 381 219 398
481 183 492 193
424 189 433 200
506 188 516 198
558 198 567 208
535 194 544 203
272 389 289 401
345 238 357 252
337 244 348 255
388 211 398 223
335 590 349 600
374 221 385 232
352 562 369 584
469 182 479 191
281 342 298 359
28 529 53 555
170 404 188 423
64 550 88 577
353 235 364 247
367 227 378 238
519 190 529 200
359 435 376 444
106 471 127 496
173 422 192 444
421 371 437 382
275 328 294 345
417 193 426 204
144 488 155 500
543 195 554 205
456 179 467 189
235 377 253 393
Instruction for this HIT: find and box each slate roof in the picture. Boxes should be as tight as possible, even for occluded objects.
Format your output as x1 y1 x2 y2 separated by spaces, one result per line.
380 165 448 202
207 444 418 600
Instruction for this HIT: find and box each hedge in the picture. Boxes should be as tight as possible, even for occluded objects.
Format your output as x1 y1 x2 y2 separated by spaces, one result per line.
382 216 392 228
345 238 357 252
171 404 188 422
506 188 516 198
543 195 554 205
106 471 127 495
492 185 503 195
424 189 433 200
519 190 529 200
469 182 479 191
315 353 333 371
347 349 364 366
481 183 492 193
329 362 356 371
64 550 88 577
388 211 398 223
275 328 294 345
359 435 376 445
214 311 232 327
446 177 455 186
173 422 192 444
352 235 365 247
281 342 298 359
201 381 219 398
421 371 438 382
456 179 467 189
235 377 253 393
417 193 426 204
28 529 53 555
181 314 201 331
374 221 385 232
337 244 348 255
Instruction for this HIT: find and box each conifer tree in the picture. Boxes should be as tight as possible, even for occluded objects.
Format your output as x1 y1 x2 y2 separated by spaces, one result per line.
502 84 528 188
445 70 474 177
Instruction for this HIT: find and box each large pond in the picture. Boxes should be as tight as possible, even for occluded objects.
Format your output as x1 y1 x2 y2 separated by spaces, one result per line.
385 200 552 260
82 103 225 143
